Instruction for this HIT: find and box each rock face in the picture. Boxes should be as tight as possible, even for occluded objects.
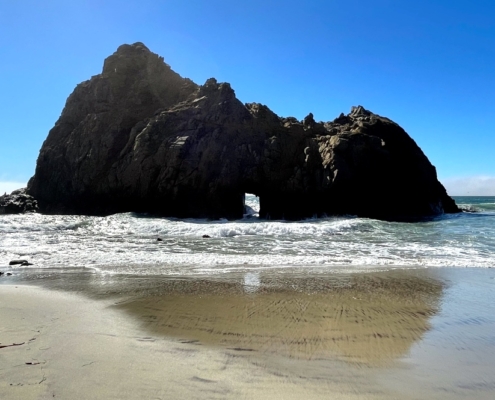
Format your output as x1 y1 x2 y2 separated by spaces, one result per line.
28 42 460 220
0 188 38 214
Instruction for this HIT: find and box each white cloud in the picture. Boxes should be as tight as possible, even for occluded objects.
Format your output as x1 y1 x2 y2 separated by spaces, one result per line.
0 181 27 195
441 176 495 196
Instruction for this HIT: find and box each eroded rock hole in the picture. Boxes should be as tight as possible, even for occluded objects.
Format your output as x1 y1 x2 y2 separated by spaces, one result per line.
243 193 259 218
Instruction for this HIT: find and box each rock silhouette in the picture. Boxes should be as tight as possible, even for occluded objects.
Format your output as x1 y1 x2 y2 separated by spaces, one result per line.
28 43 459 220
0 189 38 215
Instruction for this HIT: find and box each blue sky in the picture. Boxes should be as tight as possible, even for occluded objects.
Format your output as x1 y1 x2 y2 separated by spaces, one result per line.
1 0 494 195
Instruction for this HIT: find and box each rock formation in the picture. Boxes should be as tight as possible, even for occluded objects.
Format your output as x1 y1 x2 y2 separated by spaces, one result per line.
0 188 38 214
28 42 460 220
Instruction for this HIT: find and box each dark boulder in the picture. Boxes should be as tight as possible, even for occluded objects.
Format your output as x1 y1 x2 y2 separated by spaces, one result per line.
0 189 38 214
9 259 32 266
27 43 460 221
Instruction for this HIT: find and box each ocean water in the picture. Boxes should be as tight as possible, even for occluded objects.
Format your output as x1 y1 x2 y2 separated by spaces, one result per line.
1 196 494 276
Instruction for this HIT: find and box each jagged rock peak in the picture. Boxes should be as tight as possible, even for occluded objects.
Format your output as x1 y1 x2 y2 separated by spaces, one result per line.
349 105 371 118
102 42 172 75
118 42 150 52
200 78 235 98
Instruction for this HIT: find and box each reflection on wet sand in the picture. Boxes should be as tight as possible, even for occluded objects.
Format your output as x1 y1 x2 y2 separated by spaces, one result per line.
3 268 494 399
116 270 443 366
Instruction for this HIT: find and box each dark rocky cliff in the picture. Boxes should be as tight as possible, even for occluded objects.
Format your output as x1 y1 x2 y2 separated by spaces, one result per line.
28 42 460 220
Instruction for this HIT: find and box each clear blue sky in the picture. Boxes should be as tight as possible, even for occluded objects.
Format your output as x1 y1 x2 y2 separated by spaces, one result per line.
1 0 494 195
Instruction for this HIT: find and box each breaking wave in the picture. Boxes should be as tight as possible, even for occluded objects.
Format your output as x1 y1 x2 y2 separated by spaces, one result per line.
1 196 494 275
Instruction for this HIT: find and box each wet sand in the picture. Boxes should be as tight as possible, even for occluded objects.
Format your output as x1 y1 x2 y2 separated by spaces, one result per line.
1 268 494 399
116 272 443 365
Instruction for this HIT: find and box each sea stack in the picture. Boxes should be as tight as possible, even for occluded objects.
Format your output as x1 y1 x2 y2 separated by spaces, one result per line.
28 42 460 220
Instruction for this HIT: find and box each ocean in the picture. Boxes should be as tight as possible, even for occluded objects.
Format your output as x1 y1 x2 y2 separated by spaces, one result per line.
1 196 493 277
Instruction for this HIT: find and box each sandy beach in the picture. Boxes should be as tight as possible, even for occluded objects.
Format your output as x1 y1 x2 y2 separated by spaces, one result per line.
1 268 494 399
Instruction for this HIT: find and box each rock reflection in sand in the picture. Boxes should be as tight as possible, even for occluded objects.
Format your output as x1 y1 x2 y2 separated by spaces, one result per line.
242 272 261 293
116 271 443 366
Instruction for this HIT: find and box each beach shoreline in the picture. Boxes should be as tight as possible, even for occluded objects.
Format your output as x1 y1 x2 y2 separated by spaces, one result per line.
1 267 494 399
